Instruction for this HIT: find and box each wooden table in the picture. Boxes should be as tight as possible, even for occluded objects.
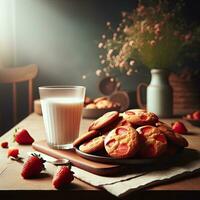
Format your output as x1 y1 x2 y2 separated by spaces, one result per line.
0 113 200 200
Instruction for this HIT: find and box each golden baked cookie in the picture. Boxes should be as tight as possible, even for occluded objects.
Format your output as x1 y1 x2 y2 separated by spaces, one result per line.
96 99 113 109
73 130 100 147
94 96 108 104
104 126 139 158
122 109 158 126
136 125 167 158
89 111 119 131
115 117 132 128
79 135 105 154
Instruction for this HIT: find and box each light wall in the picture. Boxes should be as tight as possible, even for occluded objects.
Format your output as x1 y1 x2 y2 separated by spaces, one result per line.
0 0 150 132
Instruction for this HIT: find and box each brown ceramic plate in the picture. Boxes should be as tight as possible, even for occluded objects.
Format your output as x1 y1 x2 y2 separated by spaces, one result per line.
82 105 121 119
183 117 200 127
74 147 183 165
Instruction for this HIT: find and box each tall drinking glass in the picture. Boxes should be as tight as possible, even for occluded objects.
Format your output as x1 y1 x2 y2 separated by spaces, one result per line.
39 86 86 149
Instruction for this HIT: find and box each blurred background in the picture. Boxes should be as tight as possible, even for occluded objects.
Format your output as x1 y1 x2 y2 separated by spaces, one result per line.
0 0 199 133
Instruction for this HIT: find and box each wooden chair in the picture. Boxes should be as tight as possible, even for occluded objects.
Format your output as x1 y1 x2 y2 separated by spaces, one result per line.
0 64 38 124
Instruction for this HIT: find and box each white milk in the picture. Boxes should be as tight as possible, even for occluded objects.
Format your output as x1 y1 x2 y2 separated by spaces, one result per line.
41 97 84 147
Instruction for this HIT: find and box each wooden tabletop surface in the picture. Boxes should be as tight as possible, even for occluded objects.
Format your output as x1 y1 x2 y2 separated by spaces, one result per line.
0 113 200 199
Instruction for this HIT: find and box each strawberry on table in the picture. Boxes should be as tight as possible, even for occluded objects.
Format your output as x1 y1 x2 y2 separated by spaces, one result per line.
21 154 45 179
192 111 200 120
52 166 74 189
172 121 188 135
14 128 34 145
1 141 8 148
7 147 19 158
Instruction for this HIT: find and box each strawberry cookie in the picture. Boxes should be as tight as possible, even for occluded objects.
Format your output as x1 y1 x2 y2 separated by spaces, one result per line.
96 99 113 109
88 111 119 130
93 96 108 104
136 125 167 158
156 121 188 148
104 126 139 158
115 117 132 128
73 130 100 147
79 135 105 154
122 109 158 126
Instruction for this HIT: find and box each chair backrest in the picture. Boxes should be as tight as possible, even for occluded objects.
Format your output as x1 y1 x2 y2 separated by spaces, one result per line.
0 64 38 124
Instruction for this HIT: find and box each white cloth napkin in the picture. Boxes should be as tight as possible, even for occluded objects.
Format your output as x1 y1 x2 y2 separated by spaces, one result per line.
72 148 200 197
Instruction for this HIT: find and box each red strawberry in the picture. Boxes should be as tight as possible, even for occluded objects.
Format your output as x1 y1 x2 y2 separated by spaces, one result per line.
192 111 200 120
14 129 34 145
1 141 8 148
7 147 19 158
52 166 74 189
21 154 45 179
172 121 188 134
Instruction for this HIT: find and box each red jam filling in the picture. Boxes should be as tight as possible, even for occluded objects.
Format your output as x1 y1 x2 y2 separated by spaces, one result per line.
140 114 148 121
154 134 166 143
116 127 128 135
141 126 153 134
107 139 116 147
116 143 129 155
125 111 135 115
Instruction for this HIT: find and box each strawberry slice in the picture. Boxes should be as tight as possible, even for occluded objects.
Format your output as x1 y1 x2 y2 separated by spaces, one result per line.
52 166 74 189
141 126 152 135
140 114 148 121
7 147 19 158
116 143 129 155
106 139 116 147
116 127 128 135
14 128 34 145
125 111 135 115
154 134 166 143
1 141 8 148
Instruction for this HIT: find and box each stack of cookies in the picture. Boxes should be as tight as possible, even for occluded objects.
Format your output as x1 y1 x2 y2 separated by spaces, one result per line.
84 96 120 109
73 109 188 159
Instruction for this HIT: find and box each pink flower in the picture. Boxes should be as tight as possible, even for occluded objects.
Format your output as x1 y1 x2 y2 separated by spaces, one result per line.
129 60 135 66
96 69 102 77
184 33 192 41
150 40 156 46
108 49 113 56
101 60 105 64
119 61 126 68
113 33 117 38
137 5 145 13
102 34 106 39
154 23 160 29
129 40 134 46
116 27 121 32
155 28 161 35
106 21 111 27
98 43 104 48
126 69 133 76
121 12 127 17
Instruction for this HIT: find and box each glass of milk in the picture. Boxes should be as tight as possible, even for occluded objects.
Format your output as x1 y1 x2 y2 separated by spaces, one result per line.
39 86 86 149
